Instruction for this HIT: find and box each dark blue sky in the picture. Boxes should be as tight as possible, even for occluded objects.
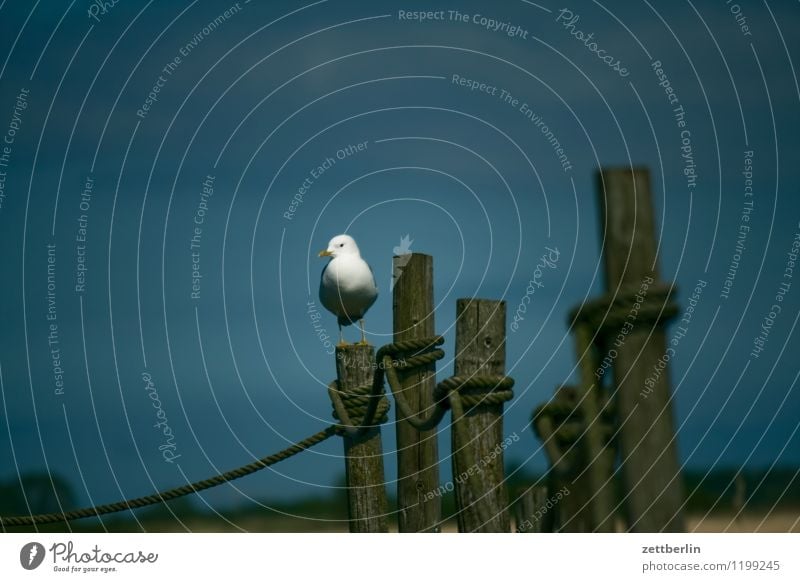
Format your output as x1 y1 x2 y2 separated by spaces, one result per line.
0 0 798 518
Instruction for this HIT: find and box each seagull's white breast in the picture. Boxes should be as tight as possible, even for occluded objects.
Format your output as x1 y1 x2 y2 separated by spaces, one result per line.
319 255 378 322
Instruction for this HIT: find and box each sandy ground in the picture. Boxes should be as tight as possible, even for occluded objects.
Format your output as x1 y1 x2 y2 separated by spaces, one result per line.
686 512 800 533
149 511 799 533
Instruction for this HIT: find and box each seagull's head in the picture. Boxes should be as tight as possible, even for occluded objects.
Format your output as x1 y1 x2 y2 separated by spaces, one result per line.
319 234 360 259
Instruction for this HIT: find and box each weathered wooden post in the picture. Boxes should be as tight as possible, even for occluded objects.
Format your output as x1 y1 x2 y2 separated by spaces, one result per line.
393 253 441 532
596 167 684 531
335 344 389 532
451 298 511 532
572 323 617 532
533 385 597 532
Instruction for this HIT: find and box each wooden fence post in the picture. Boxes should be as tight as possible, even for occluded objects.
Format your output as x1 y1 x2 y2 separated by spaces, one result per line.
573 324 617 532
515 485 553 532
597 167 684 532
533 385 596 532
451 298 511 532
393 253 441 532
335 344 389 532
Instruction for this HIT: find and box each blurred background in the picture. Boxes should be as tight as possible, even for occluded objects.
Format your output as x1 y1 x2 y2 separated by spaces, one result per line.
0 0 797 532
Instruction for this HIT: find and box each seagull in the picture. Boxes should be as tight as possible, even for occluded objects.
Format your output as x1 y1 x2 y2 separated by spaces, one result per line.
318 234 378 346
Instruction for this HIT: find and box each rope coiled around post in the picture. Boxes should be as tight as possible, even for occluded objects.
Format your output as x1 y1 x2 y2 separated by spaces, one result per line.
570 282 679 333
378 336 449 431
0 425 339 527
435 375 515 409
328 379 391 437
327 336 448 436
377 336 514 431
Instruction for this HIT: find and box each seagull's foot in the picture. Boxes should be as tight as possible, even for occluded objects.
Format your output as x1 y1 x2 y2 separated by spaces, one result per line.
357 338 371 346
336 340 350 348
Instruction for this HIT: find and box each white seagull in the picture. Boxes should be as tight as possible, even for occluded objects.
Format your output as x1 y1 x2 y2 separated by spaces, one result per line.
318 234 378 346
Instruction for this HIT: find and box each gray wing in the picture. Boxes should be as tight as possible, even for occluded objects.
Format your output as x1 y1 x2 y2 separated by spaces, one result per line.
319 261 333 312
320 260 329 283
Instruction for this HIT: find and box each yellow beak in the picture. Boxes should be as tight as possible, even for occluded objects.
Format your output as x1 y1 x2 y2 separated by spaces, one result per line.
318 249 333 257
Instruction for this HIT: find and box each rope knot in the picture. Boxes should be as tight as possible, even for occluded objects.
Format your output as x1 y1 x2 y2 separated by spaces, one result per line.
376 335 446 367
328 336 515 435
328 337 445 437
570 282 678 333
329 380 391 433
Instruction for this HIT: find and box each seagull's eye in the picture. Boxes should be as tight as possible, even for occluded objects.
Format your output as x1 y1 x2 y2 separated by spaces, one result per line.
339 243 344 247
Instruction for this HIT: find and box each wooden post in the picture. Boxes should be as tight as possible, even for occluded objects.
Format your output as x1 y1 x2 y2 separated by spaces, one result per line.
533 386 594 532
335 344 389 532
573 324 617 532
597 167 684 532
451 298 511 532
392 253 441 532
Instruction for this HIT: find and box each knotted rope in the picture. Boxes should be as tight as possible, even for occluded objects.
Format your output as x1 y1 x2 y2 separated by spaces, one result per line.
378 336 514 432
436 375 515 409
327 379 391 437
570 282 678 333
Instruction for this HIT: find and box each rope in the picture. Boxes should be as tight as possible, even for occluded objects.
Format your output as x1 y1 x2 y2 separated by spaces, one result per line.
327 336 514 433
439 375 515 459
328 379 391 438
378 336 448 431
323 338 440 438
570 282 679 333
0 426 338 527
436 375 514 409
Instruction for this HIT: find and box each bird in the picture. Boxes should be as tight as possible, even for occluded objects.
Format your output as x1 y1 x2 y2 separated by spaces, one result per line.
318 234 378 346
